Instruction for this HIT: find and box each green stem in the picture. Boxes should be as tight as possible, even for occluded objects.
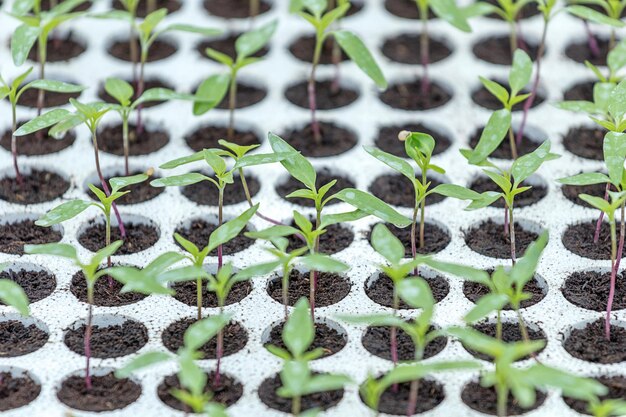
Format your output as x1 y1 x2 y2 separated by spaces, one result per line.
509 204 516 266
292 395 302 416
496 383 508 417
122 115 130 176
309 35 323 144
496 310 503 341
309 208 322 320
509 22 518 58
217 187 224 269
196 275 202 321
37 35 47 116
508 127 518 160
11 104 22 185
282 264 290 321
227 68 238 141
84 284 94 390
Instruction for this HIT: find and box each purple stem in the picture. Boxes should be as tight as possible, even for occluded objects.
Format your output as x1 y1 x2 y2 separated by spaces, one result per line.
595 183 611 243
84 301 93 390
584 21 601 58
607 206 625 339
504 206 509 236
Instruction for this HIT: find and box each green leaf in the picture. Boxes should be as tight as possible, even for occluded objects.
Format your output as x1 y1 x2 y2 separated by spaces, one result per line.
608 39 626 75
35 200 93 227
109 174 148 193
234 260 282 280
509 49 532 95
24 79 85 94
284 298 314 357
480 77 509 106
138 8 167 38
0 280 30 316
202 149 227 175
184 314 232 351
567 5 625 27
320 210 368 228
430 0 472 32
371 223 404 264
245 225 300 240
303 373 351 396
397 278 434 310
163 23 221 36
423 258 491 285
558 172 610 186
595 82 615 114
12 0 36 15
193 74 230 115
448 327 504 358
206 47 234 66
92 241 123 266
299 254 349 273
464 293 509 323
510 231 548 288
24 243 77 260
150 173 209 187
104 78 134 106
609 80 626 121
207 204 259 253
233 152 296 169
134 88 192 108
115 352 171 378
603 132 626 186
468 109 512 164
363 146 415 180
580 194 613 213
525 365 607 402
380 361 481 389
334 30 387 89
269 133 317 190
302 0 327 16
14 109 71 136
177 349 206 396
511 140 559 186
333 188 411 228
554 100 599 114
11 24 40 66
431 184 481 200
236 20 278 59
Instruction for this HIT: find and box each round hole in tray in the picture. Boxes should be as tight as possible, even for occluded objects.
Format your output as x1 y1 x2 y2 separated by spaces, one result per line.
279 120 358 157
369 171 449 208
288 34 350 64
382 32 453 65
203 0 272 19
563 79 595 101
561 219 624 261
562 268 626 311
463 270 547 309
182 171 261 206
563 375 626 415
185 121 262 152
98 77 174 108
0 213 63 255
284 79 360 110
112 0 181 16
462 320 547 362
71 265 148 307
262 317 347 359
1 121 76 156
562 125 605 160
162 317 248 358
362 322 447 361
0 314 49 358
17 75 82 108
0 366 41 412
471 78 545 111
369 221 451 256
258 372 344 413
379 78 453 111
98 121 170 156
461 379 547 415
174 215 255 256
464 218 544 260
0 262 56 304
77 214 160 255
197 32 270 60
468 173 548 208
374 121 452 157
563 318 626 364
565 36 614 67
472 34 544 65
365 270 450 308
561 175 608 208
107 37 177 62
158 371 243 411
84 165 164 205
360 376 445 415
0 165 70 205
25 31 87 63
266 268 352 307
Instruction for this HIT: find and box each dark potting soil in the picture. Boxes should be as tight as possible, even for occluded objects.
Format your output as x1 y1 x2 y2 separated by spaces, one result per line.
286 222 354 255
285 80 359 110
99 78 173 108
563 319 626 364
78 222 159 254
175 219 254 255
464 276 546 309
113 0 181 17
197 34 269 60
0 169 70 204
562 270 626 311
172 280 252 308
365 273 450 307
280 122 358 157
366 379 444 415
469 176 547 208
98 123 169 155
384 0 436 19
562 181 608 208
464 220 538 259
0 371 41 411
266 322 346 358
0 219 62 255
276 168 355 207
564 80 594 101
362 324 447 361
468 128 541 159
215 82 266 109
27 35 85 62
472 80 545 111
565 38 612 66
0 268 56 304
18 86 81 108
158 372 242 411
483 0 539 19
564 376 626 415
382 34 452 64
465 321 546 362
375 122 452 157
562 221 619 260
108 38 176 62
41 0 91 10
462 381 546 415
289 35 347 64
185 125 261 151
371 222 451 256
71 271 147 306
266 270 352 307
203 0 271 18
562 126 605 160
369 174 447 208
473 36 542 65
258 374 344 413
87 171 163 205
64 320 148 358
0 125 75 155
162 318 247 358
0 321 48 357
380 80 452 110
182 172 260 206
57 372 141 411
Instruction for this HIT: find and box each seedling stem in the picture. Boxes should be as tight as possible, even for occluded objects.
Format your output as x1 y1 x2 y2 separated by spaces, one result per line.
309 36 323 144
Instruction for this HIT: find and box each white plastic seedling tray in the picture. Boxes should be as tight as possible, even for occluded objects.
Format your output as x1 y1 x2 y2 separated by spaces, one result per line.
0 0 625 416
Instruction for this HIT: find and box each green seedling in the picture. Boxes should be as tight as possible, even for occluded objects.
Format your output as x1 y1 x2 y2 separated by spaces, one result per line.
97 0 140 82
566 0 625 53
115 314 232 413
265 298 351 416
238 231 348 321
0 67 84 184
9 0 88 114
437 141 559 265
589 398 626 417
25 241 122 390
289 0 387 144
451 327 608 417
0 264 30 317
198 20 277 141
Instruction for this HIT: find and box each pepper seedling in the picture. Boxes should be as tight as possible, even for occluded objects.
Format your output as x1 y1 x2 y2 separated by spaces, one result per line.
0 264 30 317
265 298 351 417
359 361 480 417
451 327 608 417
589 398 626 417
566 0 625 53
0 67 84 185
289 0 387 144
25 241 122 390
199 20 278 141
9 0 88 114
437 140 559 265
115 314 232 415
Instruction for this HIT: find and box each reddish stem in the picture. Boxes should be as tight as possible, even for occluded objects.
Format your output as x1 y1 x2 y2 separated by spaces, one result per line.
584 21 601 58
419 9 430 96
84 297 93 390
136 59 146 135
11 107 23 185
504 205 509 237
595 183 611 243
607 205 625 339
308 76 321 144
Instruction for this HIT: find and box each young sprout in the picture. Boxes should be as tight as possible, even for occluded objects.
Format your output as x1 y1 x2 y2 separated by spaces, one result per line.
237 232 348 321
451 327 607 417
115 314 232 415
9 0 88 114
365 131 447 264
566 0 626 53
268 133 411 315
0 264 30 317
438 140 559 265
265 298 351 416
25 241 122 390
589 399 626 417
199 20 277 141
289 0 387 144
0 68 84 184
98 0 140 82
359 361 480 417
